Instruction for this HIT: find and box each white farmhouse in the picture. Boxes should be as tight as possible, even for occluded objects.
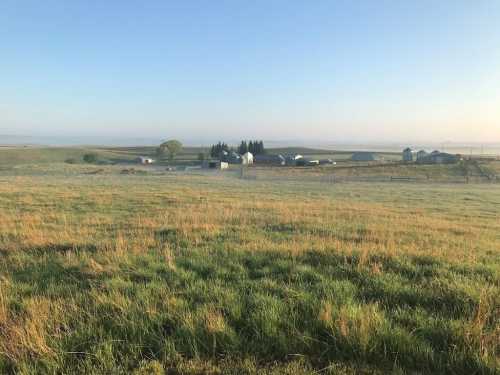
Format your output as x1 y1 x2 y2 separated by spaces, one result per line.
241 152 254 165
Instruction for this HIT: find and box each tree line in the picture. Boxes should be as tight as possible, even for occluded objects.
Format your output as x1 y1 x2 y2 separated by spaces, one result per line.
210 140 265 158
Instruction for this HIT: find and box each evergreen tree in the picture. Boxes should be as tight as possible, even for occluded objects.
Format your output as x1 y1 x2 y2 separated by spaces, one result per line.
238 141 248 154
248 141 254 154
255 140 261 155
259 140 265 154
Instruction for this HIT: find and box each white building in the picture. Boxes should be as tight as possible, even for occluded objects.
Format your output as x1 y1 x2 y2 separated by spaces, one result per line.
241 152 254 165
138 156 154 164
202 160 229 170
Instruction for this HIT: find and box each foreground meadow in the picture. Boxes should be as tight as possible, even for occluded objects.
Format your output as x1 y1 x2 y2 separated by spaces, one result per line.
0 171 499 374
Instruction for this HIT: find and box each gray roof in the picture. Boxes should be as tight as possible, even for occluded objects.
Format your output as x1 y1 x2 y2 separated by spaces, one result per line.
351 152 377 161
255 154 285 163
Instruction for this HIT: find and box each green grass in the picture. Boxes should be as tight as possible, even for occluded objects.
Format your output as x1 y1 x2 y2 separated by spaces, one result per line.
0 145 401 168
0 164 499 374
0 146 138 166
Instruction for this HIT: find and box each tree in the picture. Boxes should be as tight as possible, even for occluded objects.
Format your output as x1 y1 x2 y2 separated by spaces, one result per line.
248 141 254 154
197 152 206 162
258 140 265 155
209 142 230 159
156 147 166 157
83 153 98 164
238 141 248 154
160 140 183 162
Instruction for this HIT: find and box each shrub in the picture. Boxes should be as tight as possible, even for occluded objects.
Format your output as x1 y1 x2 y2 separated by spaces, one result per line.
83 153 98 164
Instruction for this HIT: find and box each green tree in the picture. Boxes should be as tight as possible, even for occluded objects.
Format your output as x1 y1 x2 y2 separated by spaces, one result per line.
83 153 98 164
238 141 248 154
156 147 166 158
159 140 183 162
197 152 206 162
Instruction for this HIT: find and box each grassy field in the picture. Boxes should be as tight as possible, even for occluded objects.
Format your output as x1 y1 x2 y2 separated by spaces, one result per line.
0 145 401 167
0 162 499 374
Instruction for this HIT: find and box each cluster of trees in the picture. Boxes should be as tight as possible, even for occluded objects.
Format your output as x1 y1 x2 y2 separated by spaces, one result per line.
209 140 265 158
209 142 230 158
238 140 265 155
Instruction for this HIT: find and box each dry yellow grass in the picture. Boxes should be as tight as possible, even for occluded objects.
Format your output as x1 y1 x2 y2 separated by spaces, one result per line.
0 173 499 373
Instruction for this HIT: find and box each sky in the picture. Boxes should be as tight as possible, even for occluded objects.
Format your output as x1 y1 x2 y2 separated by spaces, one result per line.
1 0 499 144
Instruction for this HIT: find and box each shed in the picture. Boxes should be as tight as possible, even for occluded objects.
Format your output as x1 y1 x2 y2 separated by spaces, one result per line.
222 151 242 164
351 152 378 162
254 154 286 165
137 156 154 165
285 154 303 166
417 151 459 164
296 158 319 166
202 160 229 170
430 153 459 164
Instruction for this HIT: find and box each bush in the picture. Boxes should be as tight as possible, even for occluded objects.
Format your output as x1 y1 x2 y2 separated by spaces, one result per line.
83 153 98 164
65 158 78 164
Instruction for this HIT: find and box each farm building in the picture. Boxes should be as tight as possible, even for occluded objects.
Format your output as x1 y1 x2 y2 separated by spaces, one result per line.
254 154 286 165
296 158 319 166
241 152 254 165
202 160 229 170
222 151 242 164
285 154 303 166
416 151 460 164
402 148 413 162
137 156 154 164
416 150 428 162
351 152 378 162
429 152 460 164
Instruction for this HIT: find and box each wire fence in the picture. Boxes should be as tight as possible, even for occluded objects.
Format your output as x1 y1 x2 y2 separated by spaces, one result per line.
238 171 499 184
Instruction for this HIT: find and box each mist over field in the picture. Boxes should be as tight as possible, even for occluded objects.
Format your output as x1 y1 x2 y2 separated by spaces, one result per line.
2 135 500 157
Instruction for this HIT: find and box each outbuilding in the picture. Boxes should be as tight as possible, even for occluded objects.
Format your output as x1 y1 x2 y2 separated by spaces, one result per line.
254 154 286 165
241 152 254 165
202 160 229 170
351 152 378 162
429 152 460 164
416 151 460 164
416 150 428 162
296 158 319 166
285 154 303 166
137 156 154 165
402 148 413 162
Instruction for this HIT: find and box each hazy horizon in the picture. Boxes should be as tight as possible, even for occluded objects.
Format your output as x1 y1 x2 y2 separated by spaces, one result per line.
1 1 499 143
2 134 500 156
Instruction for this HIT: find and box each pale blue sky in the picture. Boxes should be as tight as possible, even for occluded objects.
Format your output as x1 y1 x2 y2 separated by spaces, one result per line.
1 1 499 143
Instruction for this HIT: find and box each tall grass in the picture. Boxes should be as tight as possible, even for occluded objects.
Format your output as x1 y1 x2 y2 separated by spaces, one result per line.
0 173 499 374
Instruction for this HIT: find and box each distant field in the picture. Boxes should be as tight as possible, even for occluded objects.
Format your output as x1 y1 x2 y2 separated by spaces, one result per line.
0 162 498 374
0 146 402 167
0 146 137 166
